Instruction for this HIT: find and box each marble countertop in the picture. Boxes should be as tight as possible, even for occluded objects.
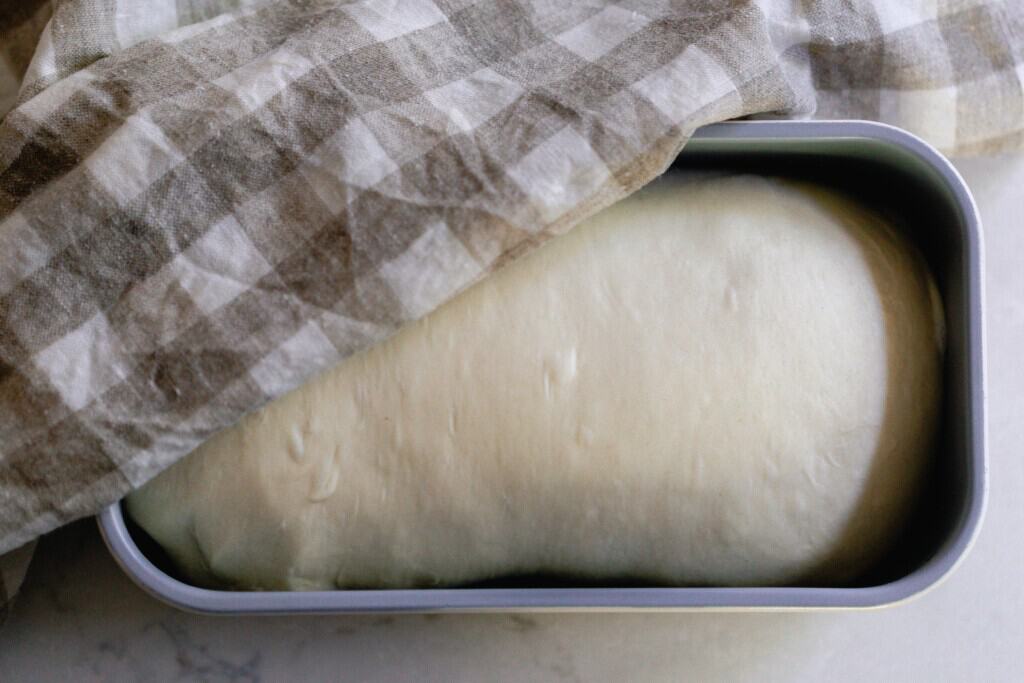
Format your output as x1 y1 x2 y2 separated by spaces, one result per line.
0 154 1021 682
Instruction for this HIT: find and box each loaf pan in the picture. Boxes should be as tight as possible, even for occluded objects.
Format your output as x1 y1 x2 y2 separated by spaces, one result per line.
98 120 986 613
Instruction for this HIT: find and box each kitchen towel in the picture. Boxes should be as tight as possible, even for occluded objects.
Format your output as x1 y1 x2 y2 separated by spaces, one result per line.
0 0 1021 618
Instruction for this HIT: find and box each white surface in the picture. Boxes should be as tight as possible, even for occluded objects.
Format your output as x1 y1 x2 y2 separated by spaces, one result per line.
0 155 1021 681
130 176 942 591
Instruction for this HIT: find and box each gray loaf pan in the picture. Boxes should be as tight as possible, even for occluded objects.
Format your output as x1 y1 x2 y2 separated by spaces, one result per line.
98 120 986 613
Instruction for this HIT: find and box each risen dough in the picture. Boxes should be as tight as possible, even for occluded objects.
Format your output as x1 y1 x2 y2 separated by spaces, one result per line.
127 175 943 590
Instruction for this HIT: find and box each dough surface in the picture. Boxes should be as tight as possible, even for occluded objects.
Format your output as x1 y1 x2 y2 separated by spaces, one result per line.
127 175 944 590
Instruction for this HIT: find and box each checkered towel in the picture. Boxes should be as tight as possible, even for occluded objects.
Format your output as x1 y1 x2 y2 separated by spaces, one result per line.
0 0 1020 620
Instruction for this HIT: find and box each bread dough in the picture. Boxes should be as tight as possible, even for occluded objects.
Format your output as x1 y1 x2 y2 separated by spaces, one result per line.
127 175 944 590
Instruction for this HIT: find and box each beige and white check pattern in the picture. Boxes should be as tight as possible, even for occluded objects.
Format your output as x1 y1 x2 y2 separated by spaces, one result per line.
0 0 1021 621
